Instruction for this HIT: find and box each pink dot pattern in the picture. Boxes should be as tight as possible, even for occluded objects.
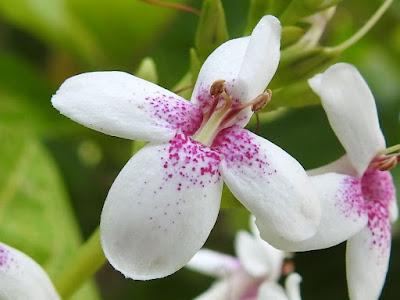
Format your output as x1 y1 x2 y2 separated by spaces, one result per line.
212 126 271 178
361 168 395 257
0 244 17 271
336 177 365 221
144 92 203 136
160 132 222 190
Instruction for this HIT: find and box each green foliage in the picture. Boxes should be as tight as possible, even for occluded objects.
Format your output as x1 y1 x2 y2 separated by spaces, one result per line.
195 0 229 61
0 128 100 299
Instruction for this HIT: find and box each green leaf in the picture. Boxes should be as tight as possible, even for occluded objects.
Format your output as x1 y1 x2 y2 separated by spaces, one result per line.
135 57 159 84
0 51 76 137
0 128 100 299
281 26 305 48
270 47 339 88
0 0 103 65
68 0 192 67
195 0 229 61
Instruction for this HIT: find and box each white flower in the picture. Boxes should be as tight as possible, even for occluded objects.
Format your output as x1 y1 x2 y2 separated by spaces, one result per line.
0 242 60 300
269 63 397 300
51 16 320 280
187 217 302 300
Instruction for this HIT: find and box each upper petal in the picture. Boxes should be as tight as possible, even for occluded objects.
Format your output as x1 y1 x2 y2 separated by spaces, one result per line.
52 71 202 143
191 15 281 125
186 249 241 278
269 173 368 251
233 15 281 101
308 63 386 177
0 242 61 300
346 211 391 300
100 133 223 279
235 230 283 280
213 126 321 244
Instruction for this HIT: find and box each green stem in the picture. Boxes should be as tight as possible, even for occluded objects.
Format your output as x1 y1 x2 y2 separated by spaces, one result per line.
54 226 106 299
327 0 393 53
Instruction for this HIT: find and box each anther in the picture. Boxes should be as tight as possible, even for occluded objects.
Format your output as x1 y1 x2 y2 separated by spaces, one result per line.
251 89 272 112
210 79 226 97
378 156 398 171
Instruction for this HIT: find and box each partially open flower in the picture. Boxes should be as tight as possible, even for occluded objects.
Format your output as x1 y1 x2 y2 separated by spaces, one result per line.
268 63 397 300
187 216 302 300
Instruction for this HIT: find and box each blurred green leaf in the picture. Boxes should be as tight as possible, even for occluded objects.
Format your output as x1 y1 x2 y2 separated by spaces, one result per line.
0 128 100 299
135 57 159 84
270 47 339 88
68 0 192 67
0 0 103 65
195 0 228 61
281 26 305 48
0 51 74 137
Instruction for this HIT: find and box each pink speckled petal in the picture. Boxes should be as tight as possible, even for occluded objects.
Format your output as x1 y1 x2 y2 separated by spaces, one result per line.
52 71 202 143
346 217 391 300
308 63 386 177
101 133 223 279
213 126 321 244
0 242 61 300
269 173 368 252
235 230 283 280
186 249 240 278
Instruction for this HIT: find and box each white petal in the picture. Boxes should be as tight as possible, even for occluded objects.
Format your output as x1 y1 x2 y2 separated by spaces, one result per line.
101 133 223 279
308 63 386 177
213 126 320 244
285 273 302 300
346 215 391 300
257 281 288 300
52 71 202 143
389 197 398 223
233 15 281 101
186 249 240 277
0 242 60 300
307 154 357 178
190 16 281 128
235 230 283 280
269 173 368 251
191 37 249 107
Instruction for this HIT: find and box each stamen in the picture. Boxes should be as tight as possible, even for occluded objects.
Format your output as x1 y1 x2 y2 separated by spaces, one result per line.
369 145 400 171
378 156 398 171
378 144 400 155
238 89 272 112
210 79 226 97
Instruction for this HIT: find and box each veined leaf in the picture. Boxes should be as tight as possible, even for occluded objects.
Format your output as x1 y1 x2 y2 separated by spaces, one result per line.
0 128 100 299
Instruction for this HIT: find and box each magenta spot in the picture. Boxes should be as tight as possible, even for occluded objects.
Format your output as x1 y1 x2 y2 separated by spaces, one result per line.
160 133 222 189
212 125 269 178
336 177 365 219
143 91 203 135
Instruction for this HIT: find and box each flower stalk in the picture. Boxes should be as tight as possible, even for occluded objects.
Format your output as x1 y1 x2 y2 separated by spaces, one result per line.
54 227 106 299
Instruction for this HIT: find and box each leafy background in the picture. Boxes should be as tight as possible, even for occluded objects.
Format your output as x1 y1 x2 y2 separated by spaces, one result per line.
0 0 399 299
